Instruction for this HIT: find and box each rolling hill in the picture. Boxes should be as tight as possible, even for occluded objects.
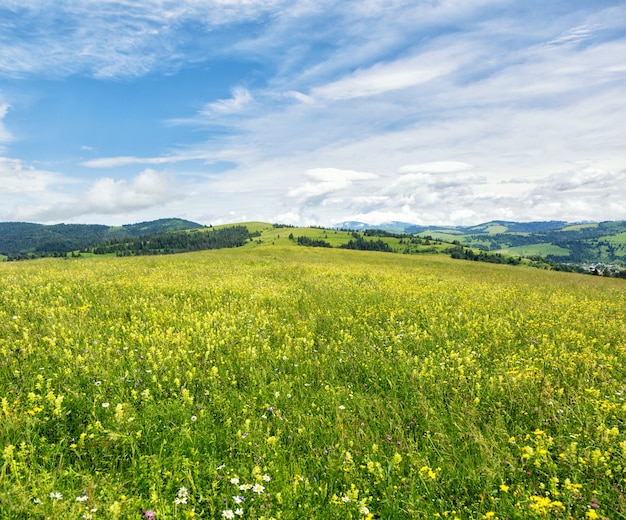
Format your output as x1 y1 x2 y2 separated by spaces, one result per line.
337 220 626 266
0 218 203 257
2 218 626 272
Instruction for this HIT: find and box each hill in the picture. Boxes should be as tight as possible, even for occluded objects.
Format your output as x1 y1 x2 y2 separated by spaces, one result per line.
2 218 626 274
0 218 203 258
337 219 626 266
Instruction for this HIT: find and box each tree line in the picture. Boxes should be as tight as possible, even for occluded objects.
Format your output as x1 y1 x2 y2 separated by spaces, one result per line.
88 226 252 256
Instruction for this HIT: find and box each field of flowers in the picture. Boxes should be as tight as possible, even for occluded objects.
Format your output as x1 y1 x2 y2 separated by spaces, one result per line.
1 246 625 519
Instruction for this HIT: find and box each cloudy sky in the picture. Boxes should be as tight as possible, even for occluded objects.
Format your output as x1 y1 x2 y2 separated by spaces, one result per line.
1 0 625 226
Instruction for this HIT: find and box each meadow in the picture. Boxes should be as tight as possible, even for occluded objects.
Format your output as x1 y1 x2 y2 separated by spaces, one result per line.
1 246 625 519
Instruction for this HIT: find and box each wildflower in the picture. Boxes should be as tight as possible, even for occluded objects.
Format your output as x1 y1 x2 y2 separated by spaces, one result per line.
500 484 510 493
50 492 62 500
338 405 346 410
341 495 351 503
262 474 271 482
240 483 252 491
222 510 235 519
102 402 110 408
233 495 245 504
230 477 240 485
235 509 244 516
32 498 42 504
175 486 189 505
360 505 370 515
76 495 89 502
142 510 156 520
252 483 265 493
191 415 197 422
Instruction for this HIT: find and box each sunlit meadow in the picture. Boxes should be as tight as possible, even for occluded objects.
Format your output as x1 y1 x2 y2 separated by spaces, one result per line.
1 246 625 519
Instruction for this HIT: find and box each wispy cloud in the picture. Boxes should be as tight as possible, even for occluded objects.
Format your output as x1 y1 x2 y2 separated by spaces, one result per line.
0 1 291 79
80 150 231 168
545 24 602 47
288 168 378 203
201 87 253 115
0 104 11 145
310 49 458 101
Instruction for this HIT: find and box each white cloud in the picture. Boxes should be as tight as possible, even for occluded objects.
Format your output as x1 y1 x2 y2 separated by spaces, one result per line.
201 87 253 115
310 50 457 101
285 90 314 104
4 168 183 222
83 169 178 214
287 168 378 202
398 161 474 174
81 150 229 168
545 24 602 47
305 167 377 182
0 104 12 145
0 157 63 193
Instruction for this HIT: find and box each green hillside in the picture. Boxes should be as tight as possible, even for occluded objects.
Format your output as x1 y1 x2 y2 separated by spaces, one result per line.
413 220 626 266
0 218 203 258
3 218 626 271
495 243 571 258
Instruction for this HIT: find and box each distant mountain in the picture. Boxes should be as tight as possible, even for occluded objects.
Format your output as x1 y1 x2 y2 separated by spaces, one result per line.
334 221 372 230
0 218 203 257
461 220 569 234
335 220 571 234
335 221 416 233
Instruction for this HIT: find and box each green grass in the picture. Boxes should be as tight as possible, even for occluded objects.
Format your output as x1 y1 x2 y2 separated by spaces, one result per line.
480 224 508 234
561 223 599 231
250 226 355 248
495 243 571 257
417 231 465 241
602 231 626 246
1 247 625 519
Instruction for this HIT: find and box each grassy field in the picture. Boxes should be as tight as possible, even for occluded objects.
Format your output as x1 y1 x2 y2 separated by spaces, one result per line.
603 232 626 246
1 247 625 519
495 243 571 258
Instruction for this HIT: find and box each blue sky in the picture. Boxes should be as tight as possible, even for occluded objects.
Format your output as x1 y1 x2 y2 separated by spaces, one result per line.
1 0 625 226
